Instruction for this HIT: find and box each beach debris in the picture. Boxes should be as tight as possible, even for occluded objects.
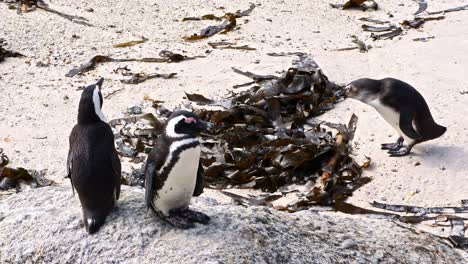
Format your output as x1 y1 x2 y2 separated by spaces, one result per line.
182 3 256 21
330 0 378 11
362 24 397 32
65 52 202 77
370 27 403 40
370 201 468 249
448 218 468 249
184 92 215 105
184 13 237 41
266 52 307 57
358 17 389 24
427 4 468 15
0 39 23 62
231 67 278 81
333 36 369 52
5 0 93 26
412 0 427 15
412 36 434 42
121 72 177 84
182 3 256 41
208 42 256 51
104 88 124 99
401 16 445 29
113 37 148 48
371 201 468 214
0 149 54 191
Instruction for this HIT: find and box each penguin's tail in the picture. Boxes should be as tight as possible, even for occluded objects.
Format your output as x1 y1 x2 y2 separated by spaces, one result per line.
425 123 447 141
84 214 107 235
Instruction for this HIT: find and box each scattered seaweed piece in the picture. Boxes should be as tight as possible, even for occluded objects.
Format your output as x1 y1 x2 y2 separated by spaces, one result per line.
232 67 278 82
413 0 427 15
0 149 54 191
104 88 124 99
333 36 369 52
0 39 23 62
113 37 148 48
330 0 378 11
6 0 93 26
184 13 237 41
358 17 389 24
208 42 256 50
185 92 215 105
427 4 468 15
401 16 445 29
412 36 434 42
182 3 256 21
362 24 397 32
371 201 468 214
66 52 203 77
370 201 468 249
121 72 177 84
267 52 306 57
351 36 369 52
370 27 402 40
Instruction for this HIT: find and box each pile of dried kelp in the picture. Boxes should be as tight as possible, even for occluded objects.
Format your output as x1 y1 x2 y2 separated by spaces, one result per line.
0 39 23 62
0 149 54 193
110 54 369 207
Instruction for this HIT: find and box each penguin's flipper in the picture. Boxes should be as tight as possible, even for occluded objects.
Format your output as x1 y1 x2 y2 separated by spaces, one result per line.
193 161 205 197
399 109 422 140
110 150 121 201
144 161 157 209
66 148 75 196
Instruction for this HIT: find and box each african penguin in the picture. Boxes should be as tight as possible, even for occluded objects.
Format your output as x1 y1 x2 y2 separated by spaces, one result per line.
67 77 121 234
144 110 213 229
345 78 446 156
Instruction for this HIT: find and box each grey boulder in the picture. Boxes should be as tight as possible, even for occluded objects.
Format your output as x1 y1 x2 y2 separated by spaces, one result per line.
0 186 465 264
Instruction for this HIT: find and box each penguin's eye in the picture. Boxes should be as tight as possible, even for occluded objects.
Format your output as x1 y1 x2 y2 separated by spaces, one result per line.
184 117 197 124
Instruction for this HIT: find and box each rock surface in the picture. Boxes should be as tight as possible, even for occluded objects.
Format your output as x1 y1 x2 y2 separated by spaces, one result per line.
0 186 465 263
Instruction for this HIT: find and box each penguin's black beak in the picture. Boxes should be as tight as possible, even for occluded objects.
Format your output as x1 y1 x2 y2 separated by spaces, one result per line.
95 77 104 90
198 120 215 132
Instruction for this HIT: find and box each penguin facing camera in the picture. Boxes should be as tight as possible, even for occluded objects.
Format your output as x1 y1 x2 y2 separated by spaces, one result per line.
67 78 121 234
144 110 213 229
345 78 446 156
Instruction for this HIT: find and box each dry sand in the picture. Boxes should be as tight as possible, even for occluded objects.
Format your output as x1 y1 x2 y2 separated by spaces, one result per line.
1 0 467 213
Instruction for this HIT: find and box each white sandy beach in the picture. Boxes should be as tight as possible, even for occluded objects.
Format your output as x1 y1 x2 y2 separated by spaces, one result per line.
0 0 467 212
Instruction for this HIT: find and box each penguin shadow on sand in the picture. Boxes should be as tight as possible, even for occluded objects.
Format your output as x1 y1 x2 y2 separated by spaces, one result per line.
409 144 466 169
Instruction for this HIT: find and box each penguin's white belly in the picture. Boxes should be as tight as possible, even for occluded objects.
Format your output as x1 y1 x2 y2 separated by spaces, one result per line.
369 100 413 143
154 146 200 216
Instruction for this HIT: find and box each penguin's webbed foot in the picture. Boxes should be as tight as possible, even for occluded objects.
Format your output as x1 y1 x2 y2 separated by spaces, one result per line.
381 142 401 150
387 146 410 157
381 137 404 151
164 214 195 229
180 209 210 225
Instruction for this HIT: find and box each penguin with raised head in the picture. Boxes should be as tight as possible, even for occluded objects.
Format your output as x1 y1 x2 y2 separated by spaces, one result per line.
67 78 121 234
345 77 446 156
145 110 212 229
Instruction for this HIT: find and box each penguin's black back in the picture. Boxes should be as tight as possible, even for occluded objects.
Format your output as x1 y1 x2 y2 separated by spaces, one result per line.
379 78 446 141
69 121 121 234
